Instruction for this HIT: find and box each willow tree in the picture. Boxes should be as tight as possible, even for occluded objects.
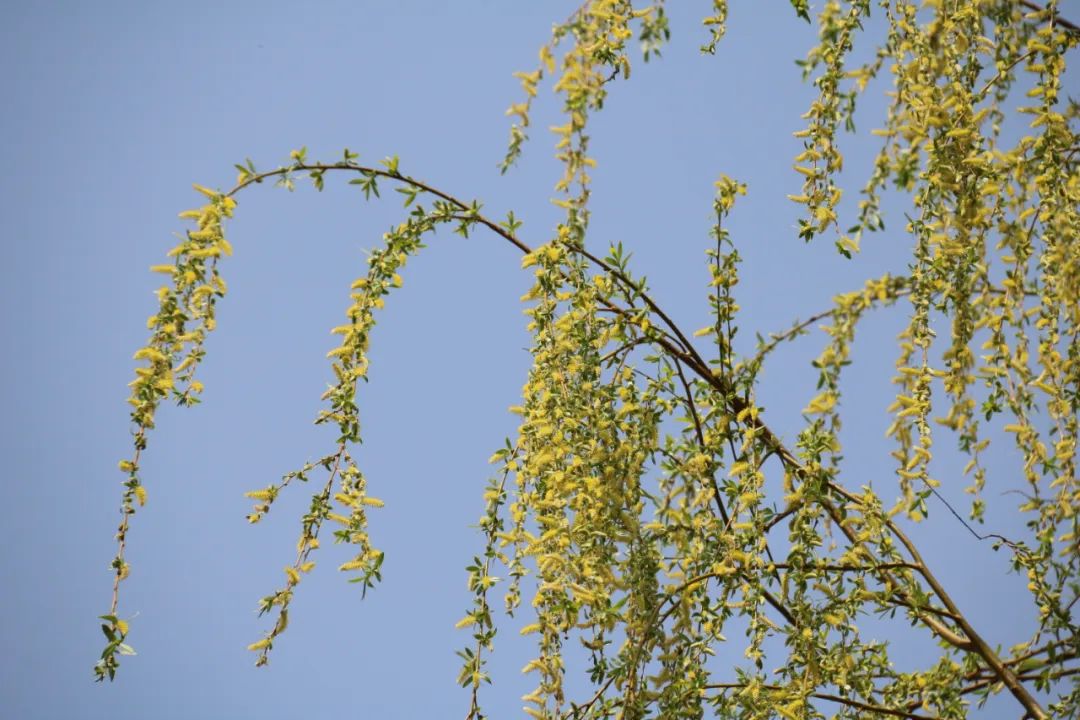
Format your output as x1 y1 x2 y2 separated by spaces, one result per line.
96 2 1079 718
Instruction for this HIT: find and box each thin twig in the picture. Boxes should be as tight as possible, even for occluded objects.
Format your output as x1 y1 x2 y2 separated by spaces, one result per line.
1017 0 1080 35
706 682 946 720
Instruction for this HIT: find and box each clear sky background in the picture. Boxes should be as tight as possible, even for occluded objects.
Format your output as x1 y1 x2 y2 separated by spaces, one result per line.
2 2 1076 719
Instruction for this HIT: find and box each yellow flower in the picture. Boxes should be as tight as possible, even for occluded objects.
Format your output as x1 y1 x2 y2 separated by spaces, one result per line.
247 638 271 651
133 347 167 363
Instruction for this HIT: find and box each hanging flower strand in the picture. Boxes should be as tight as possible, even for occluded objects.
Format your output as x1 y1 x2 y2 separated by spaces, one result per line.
97 184 234 682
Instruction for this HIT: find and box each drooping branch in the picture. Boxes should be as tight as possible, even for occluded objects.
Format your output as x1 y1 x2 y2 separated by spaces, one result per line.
186 160 1049 718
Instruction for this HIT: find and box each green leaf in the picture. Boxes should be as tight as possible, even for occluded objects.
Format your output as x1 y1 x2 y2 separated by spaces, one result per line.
380 155 400 175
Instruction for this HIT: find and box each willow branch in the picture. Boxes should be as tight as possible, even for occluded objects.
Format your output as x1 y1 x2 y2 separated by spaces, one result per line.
225 161 1049 719
231 162 532 250
750 307 846 368
1017 0 1080 35
822 485 1046 718
706 683 945 720
670 357 728 523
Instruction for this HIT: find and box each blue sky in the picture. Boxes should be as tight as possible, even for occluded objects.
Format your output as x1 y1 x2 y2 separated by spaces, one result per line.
2 2 1074 718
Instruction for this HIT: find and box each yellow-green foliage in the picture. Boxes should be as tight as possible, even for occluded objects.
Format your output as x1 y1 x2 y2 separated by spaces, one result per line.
99 3 1079 720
